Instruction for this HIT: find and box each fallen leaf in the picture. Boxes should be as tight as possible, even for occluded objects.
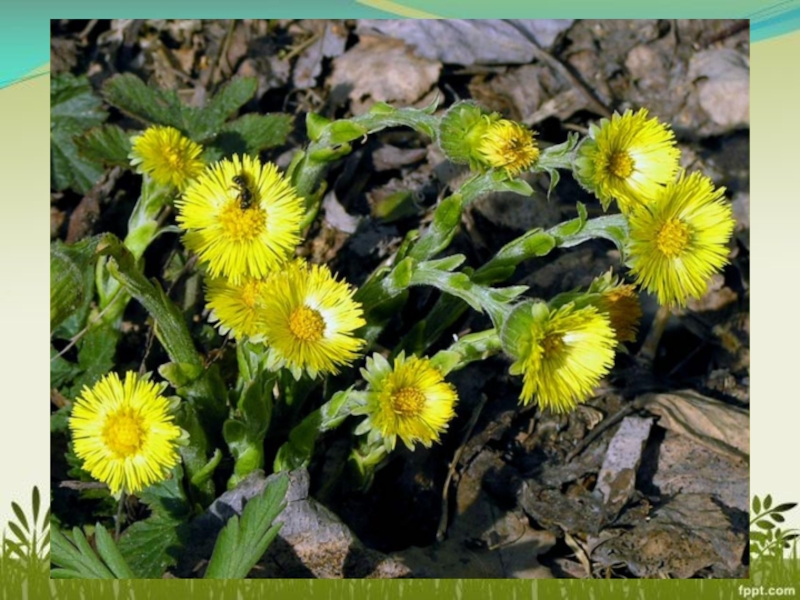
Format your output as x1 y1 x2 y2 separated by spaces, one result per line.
329 35 441 114
356 20 574 66
596 416 653 519
641 390 748 463
591 494 747 578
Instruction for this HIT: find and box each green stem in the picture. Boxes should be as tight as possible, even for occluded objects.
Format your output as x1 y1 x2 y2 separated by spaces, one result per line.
97 177 174 325
290 103 441 229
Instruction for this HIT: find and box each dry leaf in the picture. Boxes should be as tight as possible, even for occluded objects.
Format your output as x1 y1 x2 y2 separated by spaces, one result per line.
329 35 441 114
641 390 748 463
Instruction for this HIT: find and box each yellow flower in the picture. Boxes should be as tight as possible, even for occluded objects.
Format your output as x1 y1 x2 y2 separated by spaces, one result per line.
260 260 366 379
176 155 305 284
574 109 680 214
353 352 458 451
505 302 616 413
627 171 735 307
476 118 540 176
68 372 185 496
205 275 271 340
129 126 205 189
595 283 641 344
582 270 642 344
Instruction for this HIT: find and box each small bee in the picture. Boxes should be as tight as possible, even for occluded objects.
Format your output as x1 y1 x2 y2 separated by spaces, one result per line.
231 172 255 209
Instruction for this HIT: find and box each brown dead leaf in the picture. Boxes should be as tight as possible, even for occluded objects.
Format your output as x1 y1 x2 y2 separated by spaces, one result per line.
651 430 748 511
641 390 748 463
329 35 441 114
596 416 653 519
591 494 747 578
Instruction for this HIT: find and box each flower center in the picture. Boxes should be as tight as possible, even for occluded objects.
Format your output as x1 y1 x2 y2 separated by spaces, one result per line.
541 332 566 356
218 202 267 241
162 145 184 170
289 306 325 342
608 151 635 179
102 409 145 458
656 218 691 258
391 387 427 416
240 279 264 308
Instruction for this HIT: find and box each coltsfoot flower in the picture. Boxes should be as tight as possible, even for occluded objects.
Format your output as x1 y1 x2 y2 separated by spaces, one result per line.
261 260 365 379
627 171 735 307
353 352 458 451
503 302 616 413
476 118 540 177
129 125 205 189
68 372 186 496
439 102 538 176
585 271 642 344
550 271 642 345
176 154 305 284
574 109 680 214
205 275 272 341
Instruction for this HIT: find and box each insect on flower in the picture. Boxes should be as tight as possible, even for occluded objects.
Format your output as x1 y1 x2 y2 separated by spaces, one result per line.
231 171 255 209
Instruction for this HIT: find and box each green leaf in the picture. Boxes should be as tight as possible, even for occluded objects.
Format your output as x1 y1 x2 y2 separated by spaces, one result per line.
50 238 100 335
752 495 761 515
408 194 463 261
500 177 534 197
93 525 136 578
118 467 190 578
51 346 81 390
52 129 106 194
51 74 108 193
306 112 331 142
51 404 73 433
327 120 369 145
159 361 204 388
51 525 133 579
772 513 786 523
192 77 258 139
772 502 798 513
75 124 134 168
544 168 560 198
216 113 294 155
757 519 775 530
102 73 190 133
224 370 275 489
204 473 289 579
764 495 773 511
67 324 120 398
174 402 216 505
51 74 108 129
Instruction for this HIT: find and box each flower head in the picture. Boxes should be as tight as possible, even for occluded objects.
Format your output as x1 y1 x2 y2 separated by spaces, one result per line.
205 275 272 341
68 372 186 496
353 352 458 451
627 171 735 307
476 118 540 177
587 271 642 344
503 302 616 413
130 126 205 189
176 155 305 284
574 109 680 214
439 102 538 177
260 260 365 379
